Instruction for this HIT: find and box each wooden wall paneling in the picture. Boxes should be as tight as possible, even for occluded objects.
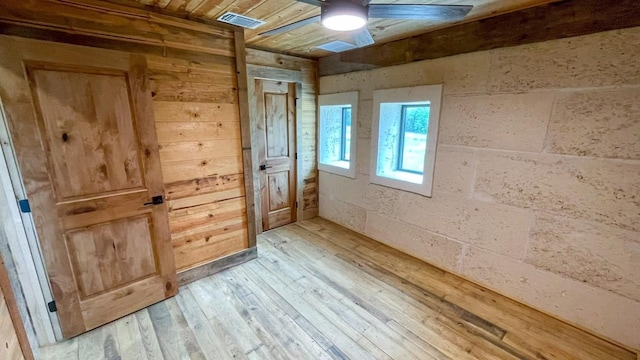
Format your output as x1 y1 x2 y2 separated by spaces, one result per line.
0 250 35 360
319 0 640 75
246 49 319 223
1 0 253 293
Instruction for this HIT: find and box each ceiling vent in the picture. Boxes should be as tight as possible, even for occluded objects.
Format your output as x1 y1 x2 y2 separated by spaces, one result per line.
217 12 265 29
316 40 357 53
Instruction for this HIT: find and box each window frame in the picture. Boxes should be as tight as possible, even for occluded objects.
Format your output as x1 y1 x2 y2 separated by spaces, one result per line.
370 85 443 197
318 91 358 178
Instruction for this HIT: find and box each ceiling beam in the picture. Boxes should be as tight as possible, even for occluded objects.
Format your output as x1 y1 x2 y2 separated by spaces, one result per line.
319 0 640 76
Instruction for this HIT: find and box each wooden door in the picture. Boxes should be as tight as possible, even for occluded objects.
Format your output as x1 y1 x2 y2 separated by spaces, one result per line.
0 36 176 338
255 79 297 230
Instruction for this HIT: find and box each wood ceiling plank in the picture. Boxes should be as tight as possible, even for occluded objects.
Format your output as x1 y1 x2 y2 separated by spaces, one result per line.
245 2 319 41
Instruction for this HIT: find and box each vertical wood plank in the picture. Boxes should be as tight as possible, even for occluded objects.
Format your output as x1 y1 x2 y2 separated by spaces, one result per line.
234 29 257 248
129 54 178 298
0 253 35 360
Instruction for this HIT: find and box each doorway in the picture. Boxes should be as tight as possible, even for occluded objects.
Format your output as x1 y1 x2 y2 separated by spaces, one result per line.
254 79 298 231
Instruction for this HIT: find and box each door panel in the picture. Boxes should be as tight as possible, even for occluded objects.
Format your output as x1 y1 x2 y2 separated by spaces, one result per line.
0 37 177 338
255 79 297 231
32 69 143 199
265 93 289 158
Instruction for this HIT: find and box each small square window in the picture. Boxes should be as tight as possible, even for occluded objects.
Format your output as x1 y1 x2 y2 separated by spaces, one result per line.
318 92 358 178
371 85 442 196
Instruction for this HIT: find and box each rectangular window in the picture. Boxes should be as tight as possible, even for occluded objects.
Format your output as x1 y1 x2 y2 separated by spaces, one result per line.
318 92 358 178
370 85 442 197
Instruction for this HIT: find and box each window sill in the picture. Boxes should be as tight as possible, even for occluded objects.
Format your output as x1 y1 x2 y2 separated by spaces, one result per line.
377 170 423 184
318 160 356 179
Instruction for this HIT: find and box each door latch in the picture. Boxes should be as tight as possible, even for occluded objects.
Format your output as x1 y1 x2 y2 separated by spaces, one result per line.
259 164 273 171
144 195 164 206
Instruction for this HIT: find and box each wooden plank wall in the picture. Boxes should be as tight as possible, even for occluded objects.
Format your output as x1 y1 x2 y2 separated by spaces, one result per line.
0 252 34 360
0 0 252 272
246 49 319 223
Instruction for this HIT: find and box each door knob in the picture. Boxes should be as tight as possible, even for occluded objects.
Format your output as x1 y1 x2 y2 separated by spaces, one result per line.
144 195 164 206
259 164 273 171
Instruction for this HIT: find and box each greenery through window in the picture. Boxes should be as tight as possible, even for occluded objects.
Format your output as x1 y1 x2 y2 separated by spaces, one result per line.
340 107 352 161
397 105 430 174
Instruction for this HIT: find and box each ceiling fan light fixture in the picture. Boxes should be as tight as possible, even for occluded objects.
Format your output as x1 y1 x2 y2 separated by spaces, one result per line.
321 2 368 31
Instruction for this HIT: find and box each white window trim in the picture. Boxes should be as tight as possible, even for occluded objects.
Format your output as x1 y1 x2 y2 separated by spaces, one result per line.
370 85 443 197
318 91 358 178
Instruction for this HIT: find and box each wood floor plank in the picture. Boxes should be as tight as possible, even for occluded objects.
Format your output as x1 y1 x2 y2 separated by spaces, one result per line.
116 314 146 360
147 300 194 360
174 288 232 360
37 218 635 360
133 309 164 360
77 323 120 360
189 277 274 360
220 269 334 360
243 261 380 360
228 266 340 355
259 236 429 360
262 228 520 360
39 337 78 360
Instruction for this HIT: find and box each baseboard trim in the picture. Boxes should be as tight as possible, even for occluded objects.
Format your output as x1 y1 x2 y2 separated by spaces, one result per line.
177 247 258 286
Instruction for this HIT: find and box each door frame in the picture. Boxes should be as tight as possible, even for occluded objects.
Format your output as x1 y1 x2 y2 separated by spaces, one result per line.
247 65 303 234
0 101 62 344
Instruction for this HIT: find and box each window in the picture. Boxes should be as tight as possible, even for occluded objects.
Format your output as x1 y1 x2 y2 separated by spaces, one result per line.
318 91 358 178
370 85 442 196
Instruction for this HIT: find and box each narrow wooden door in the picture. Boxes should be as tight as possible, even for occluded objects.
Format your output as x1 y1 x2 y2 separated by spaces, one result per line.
255 79 297 230
0 37 177 338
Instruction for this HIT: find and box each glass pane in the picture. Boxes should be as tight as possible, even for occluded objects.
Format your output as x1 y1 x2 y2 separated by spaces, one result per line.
342 108 352 161
400 106 430 173
319 104 350 168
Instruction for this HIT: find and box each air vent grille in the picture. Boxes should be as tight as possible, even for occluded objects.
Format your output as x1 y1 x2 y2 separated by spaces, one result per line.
217 12 265 29
316 41 357 53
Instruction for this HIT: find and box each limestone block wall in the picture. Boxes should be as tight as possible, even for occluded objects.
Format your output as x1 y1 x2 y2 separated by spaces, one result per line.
318 27 640 349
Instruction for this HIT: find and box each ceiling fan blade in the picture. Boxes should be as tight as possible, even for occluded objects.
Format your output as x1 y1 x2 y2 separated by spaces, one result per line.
259 15 321 36
295 0 326 6
351 27 374 47
368 4 473 20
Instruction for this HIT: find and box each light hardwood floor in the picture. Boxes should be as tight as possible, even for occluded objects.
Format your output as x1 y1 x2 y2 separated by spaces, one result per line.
39 218 636 360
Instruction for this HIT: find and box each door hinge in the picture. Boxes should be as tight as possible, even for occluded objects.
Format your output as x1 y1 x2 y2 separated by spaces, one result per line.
295 201 299 209
18 199 31 213
295 97 299 107
47 301 57 313
295 153 298 160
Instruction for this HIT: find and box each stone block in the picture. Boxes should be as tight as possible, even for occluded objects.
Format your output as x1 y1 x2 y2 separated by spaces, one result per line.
319 172 399 218
432 145 476 196
318 194 367 233
357 138 371 176
473 151 640 232
398 192 533 258
460 246 640 350
545 88 640 160
439 92 554 152
526 213 640 302
489 28 640 92
365 212 463 270
368 51 491 95
357 99 373 139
